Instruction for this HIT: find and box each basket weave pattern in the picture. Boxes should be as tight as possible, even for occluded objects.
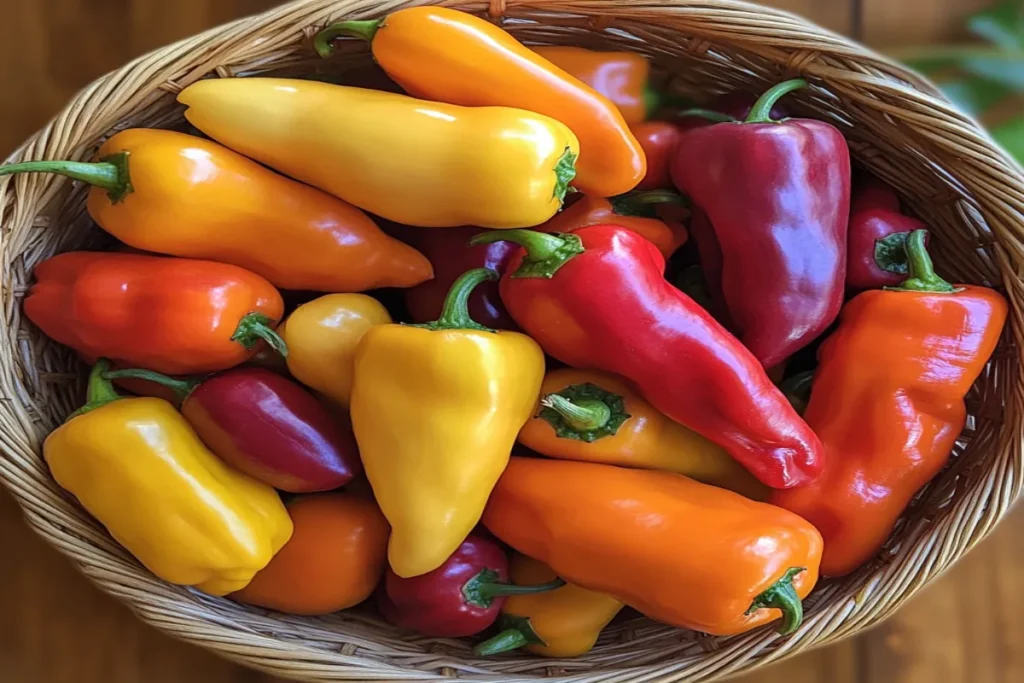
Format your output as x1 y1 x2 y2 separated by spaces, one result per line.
2 1 1023 681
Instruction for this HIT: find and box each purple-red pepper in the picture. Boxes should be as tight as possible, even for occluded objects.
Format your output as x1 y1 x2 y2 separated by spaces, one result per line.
104 366 361 492
472 225 824 489
671 79 850 368
847 176 928 290
377 533 564 637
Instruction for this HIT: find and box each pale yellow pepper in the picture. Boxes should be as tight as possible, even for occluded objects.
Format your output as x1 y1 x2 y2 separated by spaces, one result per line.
43 361 293 596
279 294 391 408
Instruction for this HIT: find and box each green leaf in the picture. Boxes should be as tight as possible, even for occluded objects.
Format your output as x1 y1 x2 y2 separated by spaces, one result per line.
960 54 1024 91
968 0 1024 52
939 78 1014 115
991 117 1024 162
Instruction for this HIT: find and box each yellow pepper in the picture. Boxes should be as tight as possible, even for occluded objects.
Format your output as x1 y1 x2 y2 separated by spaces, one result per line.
474 554 623 658
279 294 392 408
178 79 580 229
518 368 768 500
351 268 544 577
43 360 293 596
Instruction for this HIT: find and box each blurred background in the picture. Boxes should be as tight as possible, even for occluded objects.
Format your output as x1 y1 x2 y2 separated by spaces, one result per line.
0 1 1021 682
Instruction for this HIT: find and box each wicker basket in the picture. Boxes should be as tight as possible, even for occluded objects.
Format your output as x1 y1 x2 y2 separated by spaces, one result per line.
2 0 1023 680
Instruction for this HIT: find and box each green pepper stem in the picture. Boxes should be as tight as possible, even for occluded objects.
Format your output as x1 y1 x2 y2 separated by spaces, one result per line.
475 577 566 600
553 147 578 205
473 628 530 657
469 230 584 279
893 229 955 293
231 313 288 357
675 108 738 123
610 190 688 217
102 368 200 404
411 267 497 333
745 79 807 123
643 84 661 118
68 359 124 421
313 19 382 57
746 567 806 636
540 395 611 432
0 152 133 203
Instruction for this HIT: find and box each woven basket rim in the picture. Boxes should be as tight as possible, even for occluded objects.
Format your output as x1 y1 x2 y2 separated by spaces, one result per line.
2 1 1023 682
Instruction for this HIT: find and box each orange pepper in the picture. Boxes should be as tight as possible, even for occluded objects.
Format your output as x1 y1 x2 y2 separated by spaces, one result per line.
532 46 652 125
630 121 683 190
483 457 822 636
0 129 432 292
519 368 767 500
315 7 645 197
231 493 390 615
538 193 687 258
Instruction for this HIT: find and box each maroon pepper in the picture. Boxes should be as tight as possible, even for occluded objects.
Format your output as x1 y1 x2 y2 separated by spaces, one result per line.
403 227 518 329
103 366 361 492
847 176 928 290
377 534 564 638
671 79 850 368
471 225 823 489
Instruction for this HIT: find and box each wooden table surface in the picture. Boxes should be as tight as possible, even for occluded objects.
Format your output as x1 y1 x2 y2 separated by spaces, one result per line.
1 1 1021 682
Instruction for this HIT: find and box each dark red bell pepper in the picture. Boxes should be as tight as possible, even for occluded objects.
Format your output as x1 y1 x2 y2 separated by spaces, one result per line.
472 225 824 489
847 176 928 290
403 227 518 330
377 534 564 638
631 121 684 190
671 79 850 368
103 366 361 492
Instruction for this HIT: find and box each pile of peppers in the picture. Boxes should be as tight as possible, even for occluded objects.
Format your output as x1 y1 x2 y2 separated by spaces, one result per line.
3 5 1007 658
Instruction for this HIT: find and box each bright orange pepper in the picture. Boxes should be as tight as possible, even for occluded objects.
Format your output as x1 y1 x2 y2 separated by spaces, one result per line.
315 7 645 197
532 46 652 125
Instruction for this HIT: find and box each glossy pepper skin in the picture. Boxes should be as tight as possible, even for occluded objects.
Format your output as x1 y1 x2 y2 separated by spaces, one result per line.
315 7 644 197
773 231 1007 577
25 252 286 375
44 361 292 596
403 227 518 330
179 79 579 229
378 533 564 638
351 269 545 577
474 554 623 658
472 226 823 489
232 493 389 615
532 46 653 125
631 121 684 190
0 129 432 292
519 368 767 500
103 367 361 493
538 192 687 259
483 458 823 636
672 80 850 368
847 176 928 290
279 294 392 408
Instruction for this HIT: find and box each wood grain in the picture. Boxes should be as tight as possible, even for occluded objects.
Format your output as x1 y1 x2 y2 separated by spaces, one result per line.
0 1 1020 682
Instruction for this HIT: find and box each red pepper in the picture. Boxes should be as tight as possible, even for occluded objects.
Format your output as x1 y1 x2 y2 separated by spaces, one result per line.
631 121 683 190
403 227 518 329
103 367 361 492
671 80 850 368
377 533 564 637
847 176 928 290
471 226 823 489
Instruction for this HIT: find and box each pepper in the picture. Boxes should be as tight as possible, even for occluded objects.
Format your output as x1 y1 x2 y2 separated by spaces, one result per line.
350 268 545 577
178 79 579 229
378 533 564 638
25 252 286 375
631 121 684 190
675 90 787 130
232 493 389 615
0 129 432 292
671 79 850 368
44 361 292 596
519 368 767 500
531 46 654 125
471 226 822 489
537 192 688 259
847 176 928 290
685 206 733 327
403 227 519 330
314 7 644 197
474 554 623 658
101 367 362 493
483 458 822 635
772 231 1007 577
279 294 392 408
